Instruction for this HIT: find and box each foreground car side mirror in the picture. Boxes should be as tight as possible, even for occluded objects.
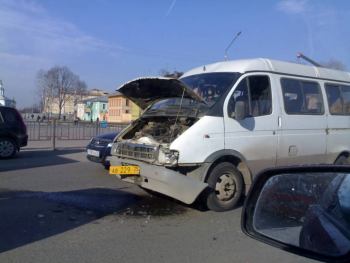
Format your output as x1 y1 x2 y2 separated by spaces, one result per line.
241 166 350 263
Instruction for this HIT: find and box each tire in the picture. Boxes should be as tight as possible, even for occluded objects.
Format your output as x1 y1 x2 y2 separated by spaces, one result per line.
206 162 243 212
0 138 17 158
335 155 350 165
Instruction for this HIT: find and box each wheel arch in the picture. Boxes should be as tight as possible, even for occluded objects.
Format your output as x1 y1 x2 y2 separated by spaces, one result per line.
0 133 18 147
0 136 18 157
203 150 253 192
0 135 19 149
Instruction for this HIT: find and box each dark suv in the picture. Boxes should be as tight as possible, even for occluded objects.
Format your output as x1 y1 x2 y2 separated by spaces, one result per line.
0 106 28 158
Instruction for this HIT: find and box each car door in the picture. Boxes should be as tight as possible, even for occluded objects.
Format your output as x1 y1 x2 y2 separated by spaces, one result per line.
276 77 327 165
224 74 279 176
324 83 350 163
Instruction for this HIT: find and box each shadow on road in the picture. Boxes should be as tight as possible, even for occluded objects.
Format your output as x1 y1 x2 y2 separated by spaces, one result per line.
0 149 83 172
0 188 139 253
0 187 190 253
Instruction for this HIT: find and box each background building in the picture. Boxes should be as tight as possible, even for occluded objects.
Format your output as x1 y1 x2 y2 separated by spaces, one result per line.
43 88 108 119
108 92 141 123
82 96 108 122
0 80 16 108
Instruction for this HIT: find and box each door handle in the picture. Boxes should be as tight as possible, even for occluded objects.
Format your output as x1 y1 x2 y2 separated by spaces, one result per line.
289 145 298 156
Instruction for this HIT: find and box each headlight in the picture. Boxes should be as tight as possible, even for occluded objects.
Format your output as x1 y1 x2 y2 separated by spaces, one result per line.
107 142 113 147
158 147 179 166
111 142 118 154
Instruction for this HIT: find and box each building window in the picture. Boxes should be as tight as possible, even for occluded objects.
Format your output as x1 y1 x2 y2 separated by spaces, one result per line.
126 99 129 106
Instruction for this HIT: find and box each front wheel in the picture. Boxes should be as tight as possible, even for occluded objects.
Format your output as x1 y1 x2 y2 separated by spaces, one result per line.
0 138 17 158
206 162 243 212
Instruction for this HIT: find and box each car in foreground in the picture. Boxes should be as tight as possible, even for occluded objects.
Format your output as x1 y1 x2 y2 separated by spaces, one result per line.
0 106 27 158
242 166 350 263
86 132 118 169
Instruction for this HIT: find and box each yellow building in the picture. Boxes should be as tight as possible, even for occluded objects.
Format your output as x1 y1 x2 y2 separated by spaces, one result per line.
108 92 141 123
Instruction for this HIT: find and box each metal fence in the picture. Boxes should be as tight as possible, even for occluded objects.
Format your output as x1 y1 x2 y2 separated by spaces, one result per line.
25 121 129 141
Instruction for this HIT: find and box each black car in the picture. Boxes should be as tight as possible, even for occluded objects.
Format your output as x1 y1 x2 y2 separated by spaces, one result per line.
86 132 118 169
0 106 28 158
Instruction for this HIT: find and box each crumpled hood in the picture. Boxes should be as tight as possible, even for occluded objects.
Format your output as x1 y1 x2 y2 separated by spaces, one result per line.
117 77 205 109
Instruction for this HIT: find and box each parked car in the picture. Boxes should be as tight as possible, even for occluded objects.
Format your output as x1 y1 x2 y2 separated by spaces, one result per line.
0 106 28 158
108 58 350 211
86 132 118 169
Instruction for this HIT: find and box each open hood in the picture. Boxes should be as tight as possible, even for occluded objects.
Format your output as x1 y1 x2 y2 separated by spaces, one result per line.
117 77 205 109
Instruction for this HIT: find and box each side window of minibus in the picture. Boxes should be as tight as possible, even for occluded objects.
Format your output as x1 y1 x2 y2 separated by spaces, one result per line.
281 78 324 115
325 84 343 114
325 84 350 115
228 75 272 118
227 78 249 118
342 86 350 114
249 76 272 117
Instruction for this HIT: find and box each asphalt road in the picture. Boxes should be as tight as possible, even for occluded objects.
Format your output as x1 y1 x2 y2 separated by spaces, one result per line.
0 146 316 263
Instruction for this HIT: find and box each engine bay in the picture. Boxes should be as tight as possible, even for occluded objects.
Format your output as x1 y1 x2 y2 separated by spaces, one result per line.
120 116 197 145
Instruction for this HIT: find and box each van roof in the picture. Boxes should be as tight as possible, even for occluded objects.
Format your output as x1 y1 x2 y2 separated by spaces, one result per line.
182 58 350 84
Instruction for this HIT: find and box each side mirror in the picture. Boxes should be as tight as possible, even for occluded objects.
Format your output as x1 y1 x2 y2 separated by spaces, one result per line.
241 166 350 263
234 101 247 120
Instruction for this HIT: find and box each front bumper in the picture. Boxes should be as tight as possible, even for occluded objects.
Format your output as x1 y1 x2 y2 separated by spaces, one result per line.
108 156 208 204
18 134 28 147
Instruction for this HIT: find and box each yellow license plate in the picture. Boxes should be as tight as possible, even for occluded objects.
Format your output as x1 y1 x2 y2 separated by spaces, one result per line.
109 165 140 175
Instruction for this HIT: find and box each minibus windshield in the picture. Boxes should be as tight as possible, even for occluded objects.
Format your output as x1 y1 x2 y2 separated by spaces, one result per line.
180 72 240 107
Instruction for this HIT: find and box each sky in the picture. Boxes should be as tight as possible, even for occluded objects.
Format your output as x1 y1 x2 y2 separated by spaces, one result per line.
0 0 350 108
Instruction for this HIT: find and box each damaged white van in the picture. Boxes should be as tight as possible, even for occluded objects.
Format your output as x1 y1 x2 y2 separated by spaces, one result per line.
108 58 350 211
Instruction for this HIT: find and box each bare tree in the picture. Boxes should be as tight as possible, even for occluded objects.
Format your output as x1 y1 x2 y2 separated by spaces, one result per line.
37 66 81 119
36 69 53 113
72 79 87 118
322 59 347 71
